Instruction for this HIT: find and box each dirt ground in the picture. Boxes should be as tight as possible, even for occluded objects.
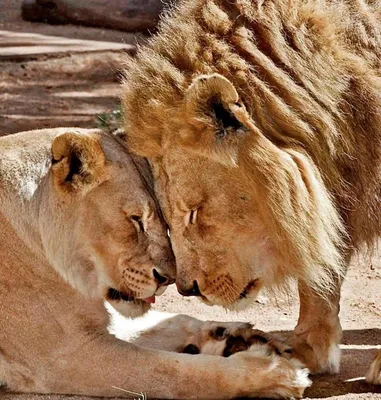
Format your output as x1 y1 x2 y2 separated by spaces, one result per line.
0 0 144 135
0 1 380 399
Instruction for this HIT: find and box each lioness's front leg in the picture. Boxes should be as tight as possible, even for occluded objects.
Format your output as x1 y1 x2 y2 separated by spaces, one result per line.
292 281 342 374
32 332 309 399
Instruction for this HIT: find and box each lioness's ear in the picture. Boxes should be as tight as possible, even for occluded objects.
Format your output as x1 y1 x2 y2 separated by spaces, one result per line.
185 74 250 137
51 131 106 194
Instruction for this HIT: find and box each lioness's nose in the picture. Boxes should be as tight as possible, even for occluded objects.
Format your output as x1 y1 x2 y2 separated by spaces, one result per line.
177 280 202 297
153 268 174 287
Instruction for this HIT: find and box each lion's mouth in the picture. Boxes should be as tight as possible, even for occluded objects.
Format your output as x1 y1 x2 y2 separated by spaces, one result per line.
198 279 262 309
239 279 260 300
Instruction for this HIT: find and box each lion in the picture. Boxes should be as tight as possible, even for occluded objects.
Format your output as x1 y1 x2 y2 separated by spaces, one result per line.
0 127 310 399
121 0 381 381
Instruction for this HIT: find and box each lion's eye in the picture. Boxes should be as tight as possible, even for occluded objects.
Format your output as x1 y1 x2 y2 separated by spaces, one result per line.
185 208 198 226
131 215 145 233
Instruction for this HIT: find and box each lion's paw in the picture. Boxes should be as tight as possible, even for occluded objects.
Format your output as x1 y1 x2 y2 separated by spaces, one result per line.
366 350 381 385
292 321 342 374
182 322 295 361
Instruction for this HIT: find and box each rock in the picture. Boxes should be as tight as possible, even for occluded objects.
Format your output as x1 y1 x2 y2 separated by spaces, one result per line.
22 0 173 31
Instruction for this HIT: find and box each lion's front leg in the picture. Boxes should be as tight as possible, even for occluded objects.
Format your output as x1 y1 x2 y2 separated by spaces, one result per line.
366 350 381 385
111 309 255 353
113 310 296 362
292 281 343 374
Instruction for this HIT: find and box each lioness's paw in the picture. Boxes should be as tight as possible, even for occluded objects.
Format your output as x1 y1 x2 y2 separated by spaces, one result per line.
230 350 311 399
181 322 311 398
366 350 381 385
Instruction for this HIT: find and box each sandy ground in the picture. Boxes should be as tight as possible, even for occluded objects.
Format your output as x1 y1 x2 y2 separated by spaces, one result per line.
0 1 380 399
0 50 125 134
0 0 145 135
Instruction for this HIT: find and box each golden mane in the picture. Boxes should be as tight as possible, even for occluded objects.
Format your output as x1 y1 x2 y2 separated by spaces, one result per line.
122 0 381 293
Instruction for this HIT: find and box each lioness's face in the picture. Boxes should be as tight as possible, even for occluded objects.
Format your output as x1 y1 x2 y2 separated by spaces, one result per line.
45 129 175 317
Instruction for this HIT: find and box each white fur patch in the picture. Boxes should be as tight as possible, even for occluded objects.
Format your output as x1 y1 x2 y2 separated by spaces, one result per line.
107 306 175 341
294 368 312 390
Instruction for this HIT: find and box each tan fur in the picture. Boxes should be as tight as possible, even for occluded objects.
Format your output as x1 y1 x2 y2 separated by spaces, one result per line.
122 0 381 374
0 127 310 398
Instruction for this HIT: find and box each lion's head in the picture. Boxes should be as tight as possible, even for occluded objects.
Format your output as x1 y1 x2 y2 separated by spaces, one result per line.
123 72 345 310
122 0 349 309
43 129 175 317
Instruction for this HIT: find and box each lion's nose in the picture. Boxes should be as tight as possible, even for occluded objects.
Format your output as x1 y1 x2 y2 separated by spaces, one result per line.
177 280 202 297
153 268 174 287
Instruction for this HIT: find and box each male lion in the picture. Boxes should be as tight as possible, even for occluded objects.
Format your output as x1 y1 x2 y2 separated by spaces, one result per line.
122 0 381 381
0 127 310 399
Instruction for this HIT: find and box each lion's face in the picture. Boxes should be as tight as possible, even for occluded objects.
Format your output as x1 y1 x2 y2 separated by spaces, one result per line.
151 149 273 310
44 129 175 317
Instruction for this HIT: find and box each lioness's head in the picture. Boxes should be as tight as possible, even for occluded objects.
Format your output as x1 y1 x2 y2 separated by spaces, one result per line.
43 129 175 317
123 70 345 310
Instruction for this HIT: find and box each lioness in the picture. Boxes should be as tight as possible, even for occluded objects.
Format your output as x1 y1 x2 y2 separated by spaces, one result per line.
122 0 381 381
0 127 310 399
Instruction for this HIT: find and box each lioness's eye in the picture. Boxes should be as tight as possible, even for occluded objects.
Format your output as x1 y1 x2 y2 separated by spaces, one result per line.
185 208 198 226
131 215 145 233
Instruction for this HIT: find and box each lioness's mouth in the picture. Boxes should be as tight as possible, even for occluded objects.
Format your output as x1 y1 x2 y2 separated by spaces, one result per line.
107 287 135 302
107 287 163 304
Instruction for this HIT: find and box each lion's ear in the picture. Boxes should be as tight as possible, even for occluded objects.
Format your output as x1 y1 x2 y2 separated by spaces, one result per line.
185 74 250 136
51 131 106 194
